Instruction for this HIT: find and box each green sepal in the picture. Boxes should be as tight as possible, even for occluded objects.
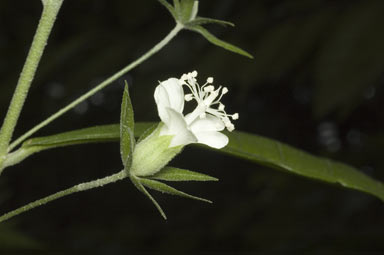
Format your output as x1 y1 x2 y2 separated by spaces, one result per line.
130 125 183 177
150 166 218 182
186 17 234 27
120 82 135 167
137 123 160 143
189 25 254 59
179 0 198 23
130 175 167 219
173 0 180 13
157 0 178 21
140 178 212 203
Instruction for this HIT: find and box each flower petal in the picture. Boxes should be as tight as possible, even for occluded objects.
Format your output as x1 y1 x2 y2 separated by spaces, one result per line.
161 107 197 147
160 78 184 113
189 114 225 133
154 84 171 124
193 131 228 149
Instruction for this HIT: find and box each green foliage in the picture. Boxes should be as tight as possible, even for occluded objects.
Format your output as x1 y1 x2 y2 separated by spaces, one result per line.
20 122 384 202
186 17 234 27
178 0 197 23
150 166 218 182
129 175 167 219
130 166 214 219
120 83 135 168
157 0 178 21
222 130 384 201
22 124 120 148
157 0 253 58
158 0 197 23
140 178 212 203
188 25 253 59
20 123 151 150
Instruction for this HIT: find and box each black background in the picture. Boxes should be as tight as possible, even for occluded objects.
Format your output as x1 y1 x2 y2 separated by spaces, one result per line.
0 0 384 253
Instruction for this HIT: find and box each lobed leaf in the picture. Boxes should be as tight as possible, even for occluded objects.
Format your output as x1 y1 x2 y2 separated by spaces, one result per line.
150 166 218 182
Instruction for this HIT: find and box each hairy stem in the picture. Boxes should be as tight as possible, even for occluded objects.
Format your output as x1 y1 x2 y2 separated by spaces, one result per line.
9 23 184 152
0 170 127 223
0 0 63 165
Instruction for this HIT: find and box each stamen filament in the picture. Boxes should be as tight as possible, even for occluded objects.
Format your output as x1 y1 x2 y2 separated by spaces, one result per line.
180 71 238 131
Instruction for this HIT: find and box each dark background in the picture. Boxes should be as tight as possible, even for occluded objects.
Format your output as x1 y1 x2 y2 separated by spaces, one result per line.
1 0 384 253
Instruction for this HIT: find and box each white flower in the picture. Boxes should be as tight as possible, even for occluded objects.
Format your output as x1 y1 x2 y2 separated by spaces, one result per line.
130 71 239 177
154 71 239 149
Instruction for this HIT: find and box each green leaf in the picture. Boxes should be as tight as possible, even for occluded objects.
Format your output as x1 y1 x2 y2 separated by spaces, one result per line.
130 175 167 219
150 166 218 182
221 130 384 201
189 25 253 59
20 122 384 202
157 0 178 21
186 17 235 27
140 178 212 203
22 124 120 149
120 83 135 166
21 123 153 149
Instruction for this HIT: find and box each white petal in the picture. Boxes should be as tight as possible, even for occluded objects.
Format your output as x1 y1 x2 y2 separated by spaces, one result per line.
189 115 225 133
160 78 184 113
194 131 229 149
161 107 197 147
154 84 171 124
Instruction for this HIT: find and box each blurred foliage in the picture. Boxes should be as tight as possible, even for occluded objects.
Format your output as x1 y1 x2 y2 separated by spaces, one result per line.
0 0 384 253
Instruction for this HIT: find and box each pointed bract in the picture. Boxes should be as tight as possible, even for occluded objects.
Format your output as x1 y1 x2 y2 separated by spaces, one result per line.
186 17 235 27
140 178 212 203
157 0 178 21
190 26 254 59
120 83 135 168
150 166 218 182
130 175 167 219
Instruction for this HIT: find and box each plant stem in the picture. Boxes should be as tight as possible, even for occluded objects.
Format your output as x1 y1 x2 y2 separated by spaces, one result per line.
0 0 64 165
9 23 184 152
0 169 127 223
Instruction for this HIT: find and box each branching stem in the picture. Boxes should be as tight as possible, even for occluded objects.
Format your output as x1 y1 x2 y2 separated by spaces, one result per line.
0 170 127 223
9 23 184 152
0 0 64 165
